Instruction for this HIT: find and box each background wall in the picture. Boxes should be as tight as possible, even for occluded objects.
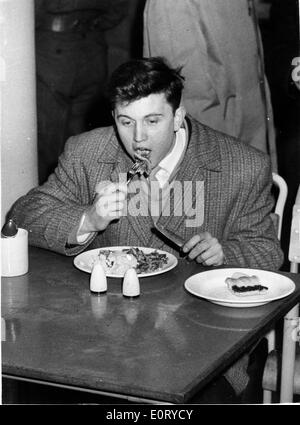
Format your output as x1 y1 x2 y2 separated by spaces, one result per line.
0 0 38 227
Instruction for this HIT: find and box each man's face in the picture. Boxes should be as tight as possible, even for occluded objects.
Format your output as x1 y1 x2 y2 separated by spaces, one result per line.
113 93 185 170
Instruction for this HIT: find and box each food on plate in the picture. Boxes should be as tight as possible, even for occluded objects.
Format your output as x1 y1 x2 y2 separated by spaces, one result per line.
98 250 138 275
225 272 268 296
97 247 168 275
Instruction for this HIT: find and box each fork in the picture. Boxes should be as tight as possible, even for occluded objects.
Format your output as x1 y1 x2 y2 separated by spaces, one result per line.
153 221 185 252
126 160 148 184
92 162 146 202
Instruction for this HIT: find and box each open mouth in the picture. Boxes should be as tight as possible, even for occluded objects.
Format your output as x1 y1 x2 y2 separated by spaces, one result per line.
134 148 151 160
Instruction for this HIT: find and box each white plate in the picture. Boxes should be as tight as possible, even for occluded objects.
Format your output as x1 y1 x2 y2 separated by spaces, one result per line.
74 246 178 278
184 268 296 308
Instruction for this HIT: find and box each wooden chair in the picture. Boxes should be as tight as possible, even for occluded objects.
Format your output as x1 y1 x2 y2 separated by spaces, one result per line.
262 183 300 403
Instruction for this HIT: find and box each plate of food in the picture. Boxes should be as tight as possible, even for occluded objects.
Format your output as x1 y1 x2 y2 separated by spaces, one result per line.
184 268 296 308
74 246 178 278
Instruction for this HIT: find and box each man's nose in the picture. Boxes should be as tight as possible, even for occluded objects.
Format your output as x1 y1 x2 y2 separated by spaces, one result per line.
134 123 147 143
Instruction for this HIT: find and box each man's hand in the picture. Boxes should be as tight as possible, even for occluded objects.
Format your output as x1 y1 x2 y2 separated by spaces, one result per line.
79 182 127 235
182 232 224 266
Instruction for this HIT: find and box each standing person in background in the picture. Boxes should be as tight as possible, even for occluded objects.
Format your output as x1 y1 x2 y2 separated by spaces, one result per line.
35 0 128 183
143 0 277 171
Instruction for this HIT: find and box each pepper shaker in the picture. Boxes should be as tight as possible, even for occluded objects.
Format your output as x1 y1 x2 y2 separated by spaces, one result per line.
122 268 140 297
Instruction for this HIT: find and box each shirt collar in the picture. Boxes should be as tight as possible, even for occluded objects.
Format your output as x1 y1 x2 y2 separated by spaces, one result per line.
154 128 187 188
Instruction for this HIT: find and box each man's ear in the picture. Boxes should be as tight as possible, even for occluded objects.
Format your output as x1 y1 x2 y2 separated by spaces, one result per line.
174 105 186 132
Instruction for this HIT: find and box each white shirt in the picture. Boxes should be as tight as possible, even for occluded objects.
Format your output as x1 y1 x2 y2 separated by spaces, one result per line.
154 128 186 188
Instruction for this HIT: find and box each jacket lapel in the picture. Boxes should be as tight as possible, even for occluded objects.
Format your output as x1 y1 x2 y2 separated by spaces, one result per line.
158 116 222 236
103 138 155 247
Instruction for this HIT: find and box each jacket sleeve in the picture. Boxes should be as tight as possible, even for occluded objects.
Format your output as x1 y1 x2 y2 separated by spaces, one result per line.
221 157 284 271
9 136 97 256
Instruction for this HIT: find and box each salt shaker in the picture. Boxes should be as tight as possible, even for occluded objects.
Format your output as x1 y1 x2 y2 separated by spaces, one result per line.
122 268 140 297
90 261 107 294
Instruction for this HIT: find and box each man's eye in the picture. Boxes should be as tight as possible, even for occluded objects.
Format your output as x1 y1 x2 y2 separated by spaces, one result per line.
121 121 132 126
147 118 159 125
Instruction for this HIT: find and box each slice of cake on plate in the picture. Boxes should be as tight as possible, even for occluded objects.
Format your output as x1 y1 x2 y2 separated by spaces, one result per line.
225 272 268 297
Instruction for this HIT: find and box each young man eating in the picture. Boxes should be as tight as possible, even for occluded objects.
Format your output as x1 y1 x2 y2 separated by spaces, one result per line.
9 57 283 402
10 57 282 270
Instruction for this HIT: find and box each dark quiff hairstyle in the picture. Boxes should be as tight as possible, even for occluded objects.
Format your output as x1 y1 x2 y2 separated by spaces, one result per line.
108 57 185 113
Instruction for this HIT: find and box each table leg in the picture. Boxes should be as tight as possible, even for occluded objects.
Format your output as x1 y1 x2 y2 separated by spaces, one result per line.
280 303 299 403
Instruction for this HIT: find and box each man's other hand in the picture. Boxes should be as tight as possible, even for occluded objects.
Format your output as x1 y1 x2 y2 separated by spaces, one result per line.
182 232 224 266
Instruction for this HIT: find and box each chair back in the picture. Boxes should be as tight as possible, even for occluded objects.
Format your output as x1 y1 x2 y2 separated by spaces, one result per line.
288 184 300 273
264 173 288 392
263 182 300 403
272 172 288 240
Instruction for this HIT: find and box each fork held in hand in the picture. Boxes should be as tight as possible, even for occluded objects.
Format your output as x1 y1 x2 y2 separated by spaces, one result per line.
126 160 149 184
126 162 142 184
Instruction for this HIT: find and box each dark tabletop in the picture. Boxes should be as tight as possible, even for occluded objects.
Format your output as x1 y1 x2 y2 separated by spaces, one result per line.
2 247 300 403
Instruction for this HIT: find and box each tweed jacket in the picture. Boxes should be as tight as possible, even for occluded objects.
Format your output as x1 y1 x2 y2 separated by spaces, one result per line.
11 116 283 271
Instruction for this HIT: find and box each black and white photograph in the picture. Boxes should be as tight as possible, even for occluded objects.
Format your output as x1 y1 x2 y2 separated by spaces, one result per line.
1 0 300 409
